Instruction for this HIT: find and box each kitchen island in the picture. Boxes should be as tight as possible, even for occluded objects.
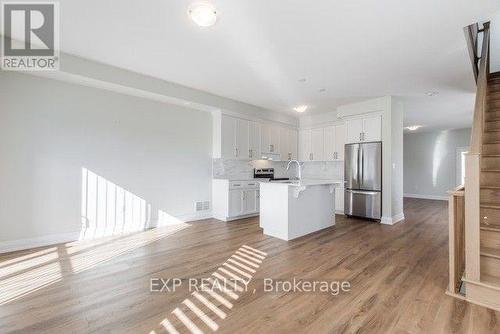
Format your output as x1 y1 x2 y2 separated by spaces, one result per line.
258 179 344 241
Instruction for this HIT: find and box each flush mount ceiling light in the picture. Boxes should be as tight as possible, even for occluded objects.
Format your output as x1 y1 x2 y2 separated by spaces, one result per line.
405 125 422 131
425 91 439 97
293 105 308 113
298 78 307 83
188 2 217 27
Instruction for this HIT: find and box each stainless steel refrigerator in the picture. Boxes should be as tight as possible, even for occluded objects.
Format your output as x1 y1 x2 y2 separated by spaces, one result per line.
344 142 382 220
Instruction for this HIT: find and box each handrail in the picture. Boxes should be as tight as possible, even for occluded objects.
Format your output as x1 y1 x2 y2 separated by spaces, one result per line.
463 21 490 283
469 22 490 153
464 23 480 82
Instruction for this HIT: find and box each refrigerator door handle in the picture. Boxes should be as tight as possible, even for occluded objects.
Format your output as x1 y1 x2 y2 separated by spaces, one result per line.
360 145 364 187
349 190 378 195
357 146 361 186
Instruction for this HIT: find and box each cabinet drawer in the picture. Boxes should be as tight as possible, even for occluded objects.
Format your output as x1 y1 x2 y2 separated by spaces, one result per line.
229 181 259 190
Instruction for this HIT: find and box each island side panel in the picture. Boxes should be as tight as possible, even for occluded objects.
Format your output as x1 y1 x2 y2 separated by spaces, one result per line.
287 185 335 240
259 183 289 240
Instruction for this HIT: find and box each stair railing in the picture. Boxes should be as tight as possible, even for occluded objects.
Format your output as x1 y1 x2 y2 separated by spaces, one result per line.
464 21 490 282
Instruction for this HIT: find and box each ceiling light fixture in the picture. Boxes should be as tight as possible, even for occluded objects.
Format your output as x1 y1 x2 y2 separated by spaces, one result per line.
405 125 422 131
298 78 307 83
188 2 217 27
425 91 439 97
294 105 308 113
319 88 326 93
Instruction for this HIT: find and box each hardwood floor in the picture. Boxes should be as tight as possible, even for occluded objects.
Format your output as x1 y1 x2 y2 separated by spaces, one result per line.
1 198 499 333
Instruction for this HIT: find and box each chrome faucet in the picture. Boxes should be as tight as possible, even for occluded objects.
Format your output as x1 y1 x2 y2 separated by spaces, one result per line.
286 160 302 180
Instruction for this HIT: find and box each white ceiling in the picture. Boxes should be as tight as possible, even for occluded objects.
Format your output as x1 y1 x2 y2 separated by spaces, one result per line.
13 1 500 130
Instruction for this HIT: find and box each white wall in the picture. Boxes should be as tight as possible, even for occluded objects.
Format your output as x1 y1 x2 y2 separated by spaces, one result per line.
491 14 500 73
0 72 213 248
404 128 471 199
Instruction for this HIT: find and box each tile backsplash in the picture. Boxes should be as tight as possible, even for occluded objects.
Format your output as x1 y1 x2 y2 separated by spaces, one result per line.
212 159 344 181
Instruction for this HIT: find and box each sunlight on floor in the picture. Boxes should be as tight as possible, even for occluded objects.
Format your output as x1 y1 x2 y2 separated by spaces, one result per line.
0 224 189 306
152 245 268 334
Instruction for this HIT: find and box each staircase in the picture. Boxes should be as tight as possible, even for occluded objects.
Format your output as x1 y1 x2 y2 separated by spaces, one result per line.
448 22 500 311
480 73 500 288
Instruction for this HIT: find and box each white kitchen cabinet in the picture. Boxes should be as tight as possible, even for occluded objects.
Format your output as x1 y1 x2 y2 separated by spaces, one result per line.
228 189 243 217
299 130 312 161
235 118 249 159
362 115 382 142
261 123 280 154
242 189 258 214
324 126 335 160
345 114 381 144
311 128 324 161
324 124 345 161
270 124 280 154
213 112 296 160
279 127 289 160
299 128 323 161
212 179 260 221
335 187 344 214
221 115 237 158
335 124 345 160
345 118 364 144
289 129 298 160
249 121 261 159
279 127 298 161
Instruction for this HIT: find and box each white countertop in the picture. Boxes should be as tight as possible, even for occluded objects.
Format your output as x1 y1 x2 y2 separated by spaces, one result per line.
258 179 344 187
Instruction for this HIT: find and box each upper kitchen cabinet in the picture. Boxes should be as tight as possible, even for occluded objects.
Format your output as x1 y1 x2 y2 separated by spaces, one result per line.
214 113 258 159
249 121 261 159
220 114 237 158
324 124 345 161
362 115 382 142
235 118 249 159
311 128 324 161
289 128 298 160
299 130 311 161
279 127 298 161
345 114 381 144
299 128 324 161
213 112 297 160
261 123 280 154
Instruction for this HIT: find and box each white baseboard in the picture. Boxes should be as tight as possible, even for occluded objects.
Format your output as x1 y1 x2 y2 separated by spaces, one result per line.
404 193 448 201
381 212 405 226
0 231 80 254
0 211 214 254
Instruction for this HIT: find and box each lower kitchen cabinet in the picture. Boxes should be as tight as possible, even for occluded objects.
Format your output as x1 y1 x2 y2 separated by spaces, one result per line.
212 179 260 221
335 187 344 214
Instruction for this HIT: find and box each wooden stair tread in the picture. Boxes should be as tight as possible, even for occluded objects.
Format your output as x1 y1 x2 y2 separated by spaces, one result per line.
486 118 500 122
480 203 500 209
481 224 500 232
481 247 500 259
481 274 500 288
481 186 500 190
483 154 500 157
481 169 500 172
483 141 500 144
485 130 500 133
